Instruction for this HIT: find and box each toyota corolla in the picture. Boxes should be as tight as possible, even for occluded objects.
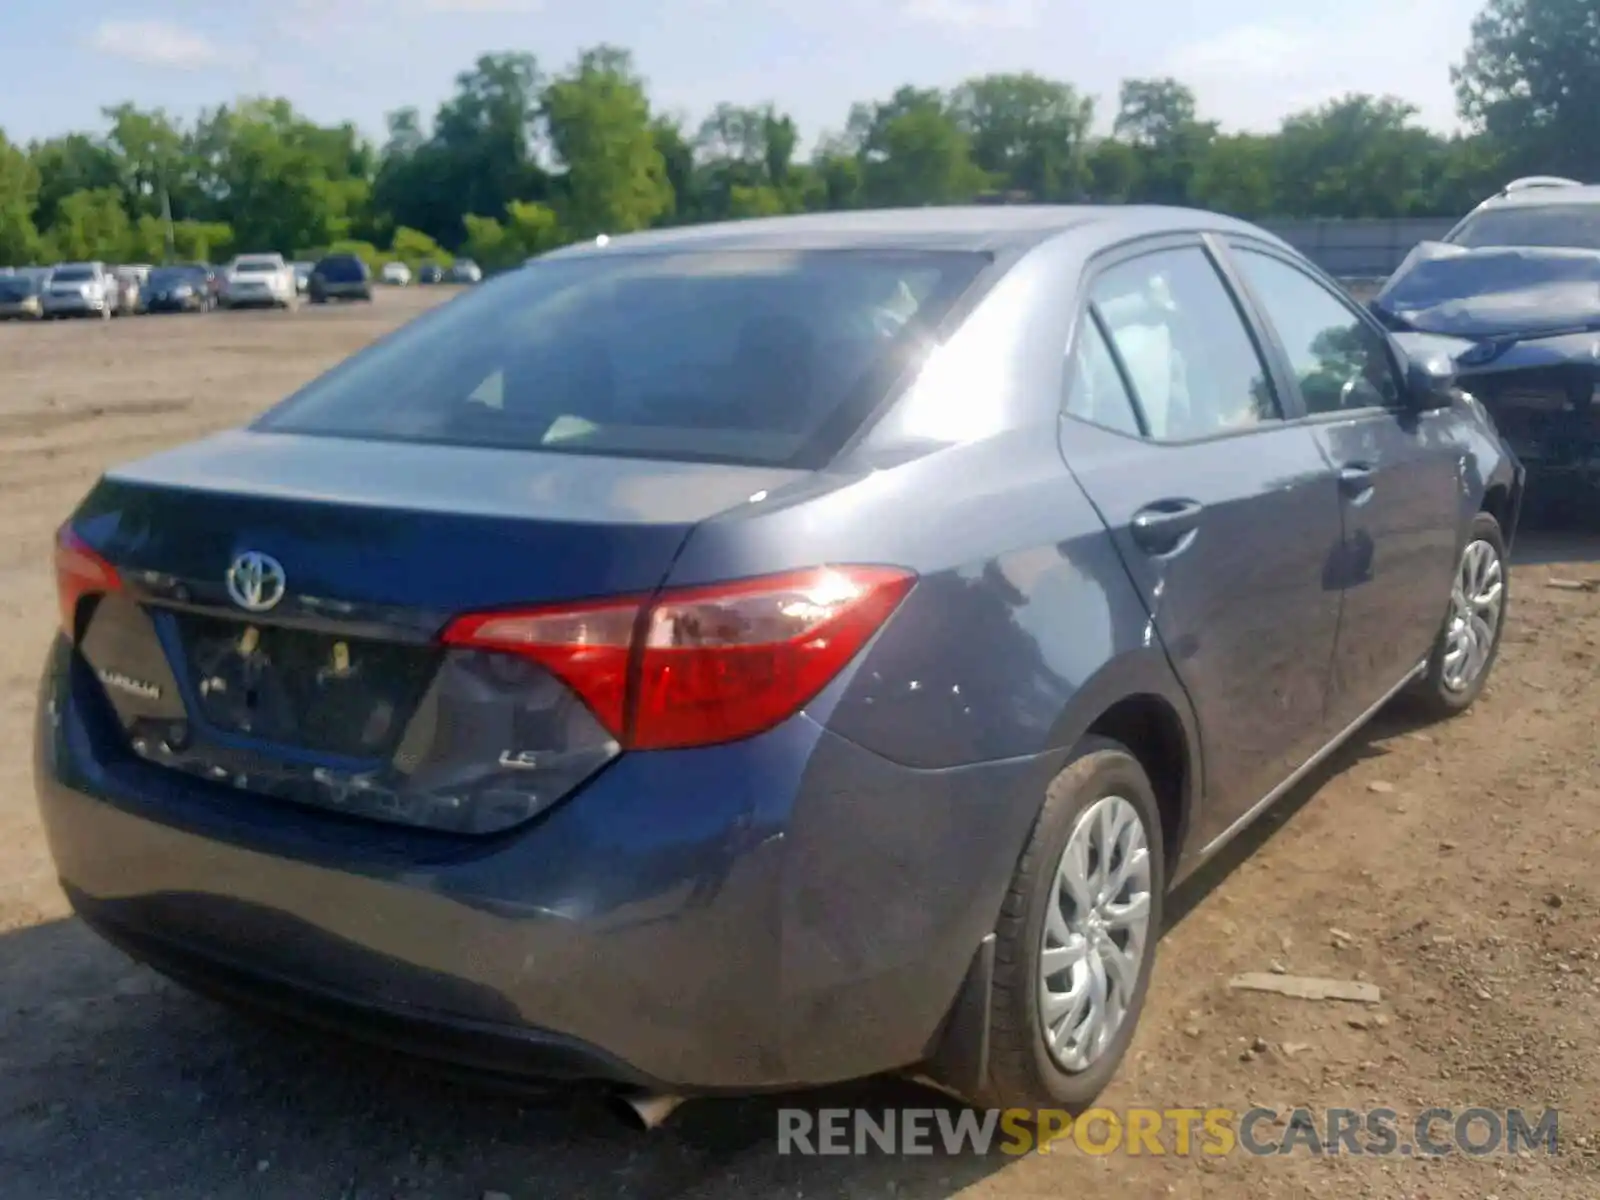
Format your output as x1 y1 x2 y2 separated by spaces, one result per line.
36 207 1522 1121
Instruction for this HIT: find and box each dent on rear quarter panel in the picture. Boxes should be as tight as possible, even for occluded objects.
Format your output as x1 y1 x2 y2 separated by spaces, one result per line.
664 429 1184 1079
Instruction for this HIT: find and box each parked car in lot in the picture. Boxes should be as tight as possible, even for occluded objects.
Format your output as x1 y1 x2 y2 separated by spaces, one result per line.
446 258 483 284
0 271 46 319
308 253 373 303
37 207 1522 1124
112 265 151 315
221 254 297 310
1371 175 1600 512
292 261 314 296
41 262 115 318
417 260 445 284
380 261 412 286
142 264 217 314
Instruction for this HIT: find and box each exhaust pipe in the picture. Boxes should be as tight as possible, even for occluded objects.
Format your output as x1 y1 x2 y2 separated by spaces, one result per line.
610 1091 685 1131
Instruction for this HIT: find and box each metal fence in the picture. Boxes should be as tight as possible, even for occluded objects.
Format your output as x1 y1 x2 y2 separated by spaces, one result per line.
1255 218 1457 279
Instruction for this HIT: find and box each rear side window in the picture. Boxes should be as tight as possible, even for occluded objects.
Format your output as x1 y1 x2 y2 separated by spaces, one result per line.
1234 249 1400 414
1090 247 1279 440
258 250 987 468
1064 318 1142 436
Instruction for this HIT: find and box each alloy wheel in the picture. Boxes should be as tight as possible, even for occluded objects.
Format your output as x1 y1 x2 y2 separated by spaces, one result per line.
1038 794 1153 1073
1442 538 1504 693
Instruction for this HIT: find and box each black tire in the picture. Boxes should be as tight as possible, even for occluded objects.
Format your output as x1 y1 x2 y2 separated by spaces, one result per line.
1407 511 1508 718
976 737 1165 1112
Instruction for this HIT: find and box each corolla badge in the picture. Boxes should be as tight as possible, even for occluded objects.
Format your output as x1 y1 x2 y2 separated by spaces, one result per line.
225 551 287 612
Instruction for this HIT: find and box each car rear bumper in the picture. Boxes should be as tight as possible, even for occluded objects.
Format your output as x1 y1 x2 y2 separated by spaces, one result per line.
43 295 104 314
35 637 1046 1092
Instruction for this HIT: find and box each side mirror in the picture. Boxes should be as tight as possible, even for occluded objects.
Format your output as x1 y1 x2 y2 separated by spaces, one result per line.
1397 343 1460 411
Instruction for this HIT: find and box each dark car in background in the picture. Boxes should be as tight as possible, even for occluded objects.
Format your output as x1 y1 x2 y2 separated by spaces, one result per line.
1372 175 1600 514
143 265 216 314
0 271 45 320
309 254 373 304
417 261 445 284
37 207 1521 1123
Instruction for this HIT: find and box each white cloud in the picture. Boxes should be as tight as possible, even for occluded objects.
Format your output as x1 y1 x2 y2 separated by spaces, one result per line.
1165 23 1313 81
415 0 545 10
899 0 1043 31
89 19 222 69
1162 4 1477 132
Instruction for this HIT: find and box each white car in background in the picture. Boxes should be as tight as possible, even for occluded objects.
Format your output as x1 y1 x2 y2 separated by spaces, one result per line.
42 262 115 319
380 261 412 286
221 254 298 310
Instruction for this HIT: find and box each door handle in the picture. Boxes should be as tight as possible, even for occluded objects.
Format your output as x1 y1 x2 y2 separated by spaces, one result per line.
1338 463 1376 498
1130 499 1204 556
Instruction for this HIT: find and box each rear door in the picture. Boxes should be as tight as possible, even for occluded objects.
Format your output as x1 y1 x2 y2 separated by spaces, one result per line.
1221 239 1463 729
1059 238 1346 849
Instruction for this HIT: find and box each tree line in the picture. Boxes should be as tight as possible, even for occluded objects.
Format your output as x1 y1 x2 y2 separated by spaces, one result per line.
0 0 1590 272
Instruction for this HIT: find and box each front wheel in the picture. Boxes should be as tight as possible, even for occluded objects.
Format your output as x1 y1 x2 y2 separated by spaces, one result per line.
975 739 1164 1111
1409 511 1508 717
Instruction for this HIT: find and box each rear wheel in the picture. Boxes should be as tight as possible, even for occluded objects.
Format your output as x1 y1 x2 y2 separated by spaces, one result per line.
976 738 1164 1111
1409 511 1508 717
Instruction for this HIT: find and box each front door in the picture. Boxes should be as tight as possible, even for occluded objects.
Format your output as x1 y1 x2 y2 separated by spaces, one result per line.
1061 241 1347 848
1224 244 1464 729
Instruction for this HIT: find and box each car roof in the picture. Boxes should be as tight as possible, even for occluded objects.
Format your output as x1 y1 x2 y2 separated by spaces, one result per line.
538 205 1288 260
1476 183 1600 210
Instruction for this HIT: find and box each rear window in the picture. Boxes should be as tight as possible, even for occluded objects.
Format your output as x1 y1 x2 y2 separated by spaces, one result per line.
0 277 34 298
1450 204 1600 251
256 249 986 467
235 258 279 274
317 255 367 282
53 265 95 282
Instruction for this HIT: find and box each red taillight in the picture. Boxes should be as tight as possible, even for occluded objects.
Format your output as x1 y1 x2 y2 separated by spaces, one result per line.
441 566 916 750
54 525 121 637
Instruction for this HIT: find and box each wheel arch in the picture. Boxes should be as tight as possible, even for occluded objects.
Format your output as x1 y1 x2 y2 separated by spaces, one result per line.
1041 648 1204 879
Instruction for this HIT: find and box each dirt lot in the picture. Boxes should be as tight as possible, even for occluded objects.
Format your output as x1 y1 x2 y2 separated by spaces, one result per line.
1 291 1598 1199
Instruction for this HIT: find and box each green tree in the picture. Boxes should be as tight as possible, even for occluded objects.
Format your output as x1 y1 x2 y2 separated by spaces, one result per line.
103 104 189 221
1113 78 1217 205
1455 0 1600 179
1274 94 1443 217
954 73 1095 200
542 46 673 236
851 87 989 206
1192 134 1276 217
29 134 120 231
47 187 131 261
390 225 452 266
0 130 42 264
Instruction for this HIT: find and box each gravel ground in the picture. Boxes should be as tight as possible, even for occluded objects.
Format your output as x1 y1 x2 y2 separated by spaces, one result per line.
1 290 1597 1199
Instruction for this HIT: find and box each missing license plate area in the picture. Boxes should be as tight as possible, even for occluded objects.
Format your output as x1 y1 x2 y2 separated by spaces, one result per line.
175 613 439 758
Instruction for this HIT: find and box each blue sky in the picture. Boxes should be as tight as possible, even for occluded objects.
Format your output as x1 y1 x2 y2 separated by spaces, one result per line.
1 0 1485 147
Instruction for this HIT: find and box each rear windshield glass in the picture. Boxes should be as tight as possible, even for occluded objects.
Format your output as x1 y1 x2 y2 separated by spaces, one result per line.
235 258 279 273
1450 204 1600 251
256 249 987 467
0 277 35 297
53 265 95 282
317 256 366 282
148 267 198 287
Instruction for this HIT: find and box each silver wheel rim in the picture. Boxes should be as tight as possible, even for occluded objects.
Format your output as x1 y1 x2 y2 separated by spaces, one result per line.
1442 538 1504 693
1038 794 1153 1073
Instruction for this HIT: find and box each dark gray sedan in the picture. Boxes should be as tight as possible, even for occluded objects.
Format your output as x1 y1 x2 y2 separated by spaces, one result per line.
35 205 1521 1124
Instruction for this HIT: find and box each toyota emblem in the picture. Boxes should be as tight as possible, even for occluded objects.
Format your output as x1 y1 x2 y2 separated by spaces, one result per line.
225 551 287 612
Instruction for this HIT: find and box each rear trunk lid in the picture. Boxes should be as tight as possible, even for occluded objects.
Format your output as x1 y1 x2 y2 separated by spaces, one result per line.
70 429 806 834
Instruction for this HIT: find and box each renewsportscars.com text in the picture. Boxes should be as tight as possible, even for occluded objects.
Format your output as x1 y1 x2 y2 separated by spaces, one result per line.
776 1106 1561 1158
